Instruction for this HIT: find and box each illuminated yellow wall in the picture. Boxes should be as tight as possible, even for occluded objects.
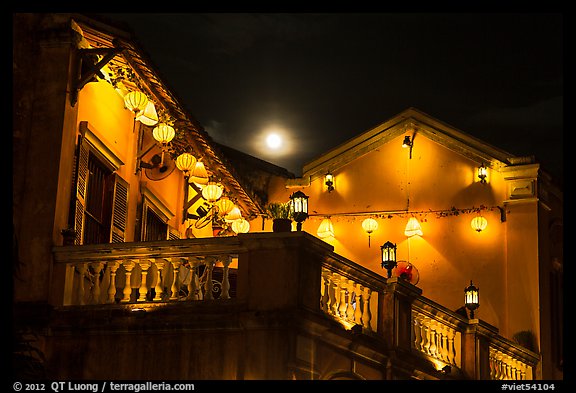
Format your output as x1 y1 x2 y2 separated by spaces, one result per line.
266 132 539 338
77 80 186 239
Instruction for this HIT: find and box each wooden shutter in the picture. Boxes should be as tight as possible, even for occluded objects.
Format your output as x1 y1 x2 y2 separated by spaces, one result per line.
168 226 181 240
73 136 90 245
110 175 129 243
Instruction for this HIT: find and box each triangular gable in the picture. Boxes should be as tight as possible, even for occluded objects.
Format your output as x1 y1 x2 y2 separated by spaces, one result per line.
299 107 533 182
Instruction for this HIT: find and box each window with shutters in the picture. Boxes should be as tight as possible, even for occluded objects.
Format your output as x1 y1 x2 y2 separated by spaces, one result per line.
71 122 126 245
140 187 175 241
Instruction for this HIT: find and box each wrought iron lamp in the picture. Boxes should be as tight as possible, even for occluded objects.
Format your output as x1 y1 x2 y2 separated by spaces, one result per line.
290 191 309 231
478 163 487 184
464 280 480 318
381 241 397 278
324 172 334 193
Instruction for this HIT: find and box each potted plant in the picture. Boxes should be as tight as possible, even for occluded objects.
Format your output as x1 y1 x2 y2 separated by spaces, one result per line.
266 202 293 232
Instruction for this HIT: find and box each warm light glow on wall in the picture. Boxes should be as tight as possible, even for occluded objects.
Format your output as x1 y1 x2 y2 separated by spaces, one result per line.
317 218 335 239
404 217 423 237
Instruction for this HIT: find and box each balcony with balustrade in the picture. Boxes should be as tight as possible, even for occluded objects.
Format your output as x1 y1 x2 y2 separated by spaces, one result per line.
47 231 539 380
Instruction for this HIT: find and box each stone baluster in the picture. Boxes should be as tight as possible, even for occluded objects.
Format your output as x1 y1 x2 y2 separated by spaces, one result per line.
345 279 355 322
186 257 201 301
170 259 182 300
438 324 448 363
204 257 215 300
89 262 105 304
428 320 438 359
361 286 372 331
353 283 363 325
76 263 88 305
446 326 456 365
137 259 152 302
338 278 348 318
421 317 431 356
412 312 423 352
220 255 231 299
107 261 120 304
330 274 340 317
121 260 135 303
153 258 166 301
320 269 331 313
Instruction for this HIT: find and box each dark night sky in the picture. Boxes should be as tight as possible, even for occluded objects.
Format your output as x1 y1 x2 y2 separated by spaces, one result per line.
96 13 563 183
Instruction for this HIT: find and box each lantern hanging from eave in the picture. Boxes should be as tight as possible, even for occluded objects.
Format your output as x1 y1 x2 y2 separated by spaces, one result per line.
189 161 209 187
152 123 175 146
202 181 223 203
135 100 159 126
214 197 235 216
176 153 197 177
124 91 149 113
232 218 250 234
225 206 242 222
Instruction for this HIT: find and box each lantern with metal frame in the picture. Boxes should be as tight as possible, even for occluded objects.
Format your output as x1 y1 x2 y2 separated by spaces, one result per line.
464 280 480 318
381 241 397 278
290 191 309 231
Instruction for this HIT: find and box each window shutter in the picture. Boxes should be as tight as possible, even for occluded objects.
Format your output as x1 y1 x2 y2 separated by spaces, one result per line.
73 136 90 245
168 226 181 240
110 175 129 243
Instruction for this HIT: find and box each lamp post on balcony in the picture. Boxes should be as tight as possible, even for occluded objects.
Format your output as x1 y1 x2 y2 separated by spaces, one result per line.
381 241 397 278
290 191 309 231
464 280 480 318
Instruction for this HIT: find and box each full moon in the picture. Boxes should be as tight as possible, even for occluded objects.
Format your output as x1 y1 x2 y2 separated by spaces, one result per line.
266 133 282 150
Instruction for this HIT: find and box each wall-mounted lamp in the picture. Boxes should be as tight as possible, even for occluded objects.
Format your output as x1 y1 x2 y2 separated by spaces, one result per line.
290 191 309 231
464 280 480 319
361 218 378 247
189 161 209 187
404 217 423 237
470 215 488 232
402 135 412 148
381 241 397 278
317 217 335 239
478 163 488 184
324 172 335 193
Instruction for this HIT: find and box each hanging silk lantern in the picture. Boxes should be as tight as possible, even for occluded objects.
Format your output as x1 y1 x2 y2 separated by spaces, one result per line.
214 197 235 216
189 161 209 187
135 100 158 126
176 153 197 177
225 206 242 222
361 218 378 247
124 91 148 113
202 182 223 202
317 218 335 239
232 219 250 234
471 215 488 232
152 123 175 145
404 217 423 237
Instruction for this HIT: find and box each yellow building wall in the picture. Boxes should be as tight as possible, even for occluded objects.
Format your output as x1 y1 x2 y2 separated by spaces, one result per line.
265 132 539 338
77 80 186 240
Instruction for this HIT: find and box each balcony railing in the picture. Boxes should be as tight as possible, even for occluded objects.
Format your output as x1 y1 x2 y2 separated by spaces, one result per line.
51 231 539 380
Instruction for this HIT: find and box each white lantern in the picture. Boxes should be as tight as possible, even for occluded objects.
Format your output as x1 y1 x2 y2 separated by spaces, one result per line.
471 215 488 232
135 101 158 126
361 218 378 247
232 219 250 234
189 161 209 186
316 218 335 239
404 217 423 237
225 206 242 222
202 182 223 202
214 197 235 216
152 123 175 145
124 91 148 113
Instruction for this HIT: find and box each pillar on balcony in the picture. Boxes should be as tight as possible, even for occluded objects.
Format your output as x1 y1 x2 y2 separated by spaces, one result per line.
462 318 499 379
381 277 423 352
